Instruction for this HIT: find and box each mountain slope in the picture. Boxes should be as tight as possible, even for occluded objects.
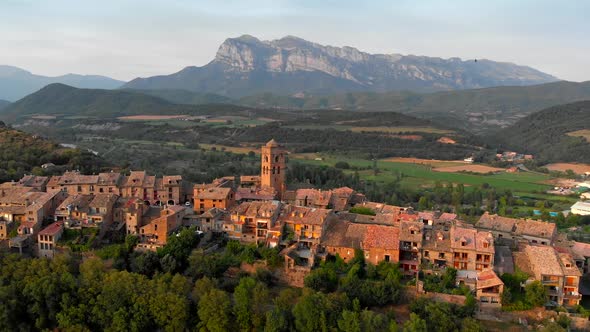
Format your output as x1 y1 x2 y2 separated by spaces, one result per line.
493 100 590 163
0 100 9 110
124 35 558 97
0 65 124 101
0 123 107 181
120 88 235 105
0 83 181 120
240 80 590 132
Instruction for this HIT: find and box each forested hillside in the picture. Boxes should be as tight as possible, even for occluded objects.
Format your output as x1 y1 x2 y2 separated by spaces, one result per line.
492 100 590 163
0 124 106 181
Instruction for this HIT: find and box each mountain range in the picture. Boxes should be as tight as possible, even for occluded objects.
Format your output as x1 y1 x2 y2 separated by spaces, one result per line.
0 65 124 101
123 35 558 97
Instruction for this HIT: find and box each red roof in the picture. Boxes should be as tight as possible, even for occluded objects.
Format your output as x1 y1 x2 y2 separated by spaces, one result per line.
363 225 400 250
39 221 64 236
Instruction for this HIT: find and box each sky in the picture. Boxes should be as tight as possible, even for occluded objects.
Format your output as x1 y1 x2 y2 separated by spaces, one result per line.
0 0 589 82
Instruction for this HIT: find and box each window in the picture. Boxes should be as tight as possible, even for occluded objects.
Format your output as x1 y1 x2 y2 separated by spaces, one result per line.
461 241 467 246
483 242 489 248
424 251 430 257
77 185 82 192
439 253 445 259
385 255 390 262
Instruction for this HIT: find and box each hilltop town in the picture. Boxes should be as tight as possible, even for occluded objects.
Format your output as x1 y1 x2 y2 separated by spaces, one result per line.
0 139 589 327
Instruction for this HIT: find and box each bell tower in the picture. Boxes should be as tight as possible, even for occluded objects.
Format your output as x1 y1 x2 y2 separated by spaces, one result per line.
261 139 286 199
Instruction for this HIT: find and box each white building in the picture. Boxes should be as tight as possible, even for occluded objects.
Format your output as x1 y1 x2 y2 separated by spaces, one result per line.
571 201 590 216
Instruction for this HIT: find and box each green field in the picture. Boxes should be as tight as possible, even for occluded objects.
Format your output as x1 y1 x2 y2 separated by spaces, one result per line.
293 154 553 193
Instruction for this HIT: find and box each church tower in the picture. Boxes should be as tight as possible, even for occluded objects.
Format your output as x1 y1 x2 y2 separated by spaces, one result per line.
261 139 286 199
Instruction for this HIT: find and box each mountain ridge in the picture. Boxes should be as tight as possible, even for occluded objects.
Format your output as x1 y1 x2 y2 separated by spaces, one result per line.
0 65 125 101
123 35 558 97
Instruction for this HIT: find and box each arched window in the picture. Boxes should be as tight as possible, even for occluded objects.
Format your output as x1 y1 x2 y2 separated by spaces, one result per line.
272 167 276 174
275 155 279 162
264 155 269 162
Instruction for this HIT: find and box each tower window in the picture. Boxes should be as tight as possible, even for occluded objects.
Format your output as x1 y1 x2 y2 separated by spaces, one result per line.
275 156 279 162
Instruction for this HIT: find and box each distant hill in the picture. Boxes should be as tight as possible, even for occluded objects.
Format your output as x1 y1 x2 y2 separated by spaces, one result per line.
0 65 124 101
0 83 187 121
492 100 590 163
239 80 590 132
0 124 107 182
0 100 9 110
123 35 557 97
121 88 235 105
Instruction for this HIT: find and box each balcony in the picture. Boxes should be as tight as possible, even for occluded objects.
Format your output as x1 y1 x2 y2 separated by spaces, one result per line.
400 243 419 252
564 292 581 299
542 278 560 285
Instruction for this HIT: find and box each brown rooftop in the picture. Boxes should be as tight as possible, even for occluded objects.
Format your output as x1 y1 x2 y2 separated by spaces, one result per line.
363 225 400 250
39 221 64 236
197 187 233 200
476 269 504 289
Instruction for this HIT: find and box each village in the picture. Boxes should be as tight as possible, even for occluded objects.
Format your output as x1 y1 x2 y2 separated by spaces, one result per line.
0 139 589 323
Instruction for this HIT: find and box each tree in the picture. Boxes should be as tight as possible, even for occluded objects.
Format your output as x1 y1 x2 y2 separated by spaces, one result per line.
403 313 427 332
525 281 547 307
292 291 329 332
198 289 233 332
337 299 361 332
233 277 268 331
461 317 485 332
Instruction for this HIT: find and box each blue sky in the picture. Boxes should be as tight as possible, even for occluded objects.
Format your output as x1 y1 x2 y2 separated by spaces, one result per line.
1 0 588 81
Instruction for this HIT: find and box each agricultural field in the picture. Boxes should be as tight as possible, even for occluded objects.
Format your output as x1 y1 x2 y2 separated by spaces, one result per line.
433 164 504 174
544 162 590 174
567 129 590 142
292 154 553 193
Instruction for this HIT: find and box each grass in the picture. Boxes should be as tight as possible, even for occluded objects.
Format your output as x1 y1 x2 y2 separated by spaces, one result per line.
199 143 258 154
292 154 553 193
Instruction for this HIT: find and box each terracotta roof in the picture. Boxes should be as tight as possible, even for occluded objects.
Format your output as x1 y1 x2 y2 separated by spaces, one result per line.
163 175 182 186
363 225 400 250
266 139 279 147
439 213 457 221
58 171 99 185
514 219 556 239
235 187 276 201
524 245 564 279
89 194 118 209
39 221 64 236
476 230 495 253
322 220 366 249
422 228 451 251
477 269 504 289
57 195 94 212
451 225 477 250
240 175 260 182
513 251 535 277
231 201 281 218
123 171 147 187
97 172 122 186
400 221 424 243
559 253 582 277
357 202 404 215
418 211 436 221
571 241 590 258
46 176 61 187
278 205 332 226
17 175 49 188
0 187 37 205
196 187 233 200
475 212 517 233
337 211 397 226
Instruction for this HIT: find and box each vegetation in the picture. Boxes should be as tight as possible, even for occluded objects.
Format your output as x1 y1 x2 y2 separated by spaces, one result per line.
0 124 106 182
493 100 590 163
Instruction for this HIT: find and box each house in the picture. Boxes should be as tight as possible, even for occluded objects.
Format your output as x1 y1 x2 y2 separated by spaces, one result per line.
399 221 424 274
279 205 335 248
321 220 366 262
38 221 64 258
363 224 400 265
120 171 186 205
225 201 282 245
514 244 581 307
571 201 590 216
17 175 49 191
96 172 123 194
183 208 228 233
193 187 235 214
285 187 360 211
137 205 189 250
476 212 557 245
450 225 494 271
476 269 504 307
235 187 277 202
240 175 260 188
570 241 590 274
422 226 452 271
56 194 117 237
